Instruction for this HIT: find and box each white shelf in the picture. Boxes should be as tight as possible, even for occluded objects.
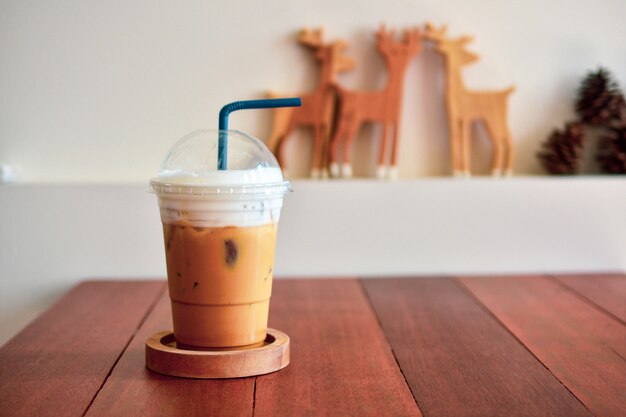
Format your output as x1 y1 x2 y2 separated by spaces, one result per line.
279 177 626 275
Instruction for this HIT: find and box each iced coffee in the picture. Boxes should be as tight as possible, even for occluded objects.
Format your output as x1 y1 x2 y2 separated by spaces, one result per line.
151 129 290 349
164 222 277 347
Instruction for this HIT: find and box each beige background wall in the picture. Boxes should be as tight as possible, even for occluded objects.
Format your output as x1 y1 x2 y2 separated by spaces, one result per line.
2 0 625 181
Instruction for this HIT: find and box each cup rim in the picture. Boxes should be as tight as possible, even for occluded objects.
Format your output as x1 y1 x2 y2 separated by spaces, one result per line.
149 178 292 197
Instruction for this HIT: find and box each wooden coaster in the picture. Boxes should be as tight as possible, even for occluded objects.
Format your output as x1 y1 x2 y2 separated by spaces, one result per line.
145 328 290 379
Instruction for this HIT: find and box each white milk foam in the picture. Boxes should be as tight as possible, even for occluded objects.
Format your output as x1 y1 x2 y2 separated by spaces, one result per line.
158 167 284 186
153 167 288 228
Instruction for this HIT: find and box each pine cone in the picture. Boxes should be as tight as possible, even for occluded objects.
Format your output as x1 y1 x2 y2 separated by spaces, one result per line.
597 125 626 174
537 122 585 175
575 68 626 126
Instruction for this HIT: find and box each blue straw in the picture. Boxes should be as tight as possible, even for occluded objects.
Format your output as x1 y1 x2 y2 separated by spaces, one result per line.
218 98 302 170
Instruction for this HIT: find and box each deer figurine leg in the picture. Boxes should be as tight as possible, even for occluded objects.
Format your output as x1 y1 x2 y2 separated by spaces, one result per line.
275 135 289 175
328 124 344 178
310 125 323 179
503 126 514 176
319 124 330 179
319 124 328 179
268 105 296 177
278 118 298 177
449 119 462 177
341 124 360 178
329 148 340 178
388 123 401 179
342 135 353 178
484 121 503 177
267 107 291 155
267 129 281 158
460 119 472 177
451 119 462 177
491 139 504 177
376 123 391 179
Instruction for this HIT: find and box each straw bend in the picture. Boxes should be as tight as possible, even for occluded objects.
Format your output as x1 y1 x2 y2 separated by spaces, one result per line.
218 98 302 131
218 98 302 170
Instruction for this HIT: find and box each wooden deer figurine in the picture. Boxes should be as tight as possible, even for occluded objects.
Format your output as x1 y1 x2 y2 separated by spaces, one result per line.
328 26 422 179
267 28 356 178
424 23 515 177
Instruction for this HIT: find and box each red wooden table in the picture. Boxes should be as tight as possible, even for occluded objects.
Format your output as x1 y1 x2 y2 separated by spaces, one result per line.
1 275 625 417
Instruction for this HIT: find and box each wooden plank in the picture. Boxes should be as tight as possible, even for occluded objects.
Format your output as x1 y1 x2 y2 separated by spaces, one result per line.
0 280 165 417
253 279 421 417
363 278 592 417
85 288 254 417
553 273 626 323
460 275 626 417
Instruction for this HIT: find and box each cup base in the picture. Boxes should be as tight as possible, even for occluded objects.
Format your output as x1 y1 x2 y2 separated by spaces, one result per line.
145 328 290 379
176 339 266 352
170 299 270 348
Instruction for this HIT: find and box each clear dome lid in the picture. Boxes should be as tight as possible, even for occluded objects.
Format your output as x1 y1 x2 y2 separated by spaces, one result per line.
150 129 290 196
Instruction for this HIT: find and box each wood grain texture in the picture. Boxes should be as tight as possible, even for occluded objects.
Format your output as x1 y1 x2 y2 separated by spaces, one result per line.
253 278 422 417
553 273 626 323
85 289 254 417
459 275 626 417
363 278 592 417
0 280 165 417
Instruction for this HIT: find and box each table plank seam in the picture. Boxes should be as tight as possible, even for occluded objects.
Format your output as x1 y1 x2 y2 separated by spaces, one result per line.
452 277 596 417
609 346 626 364
547 275 626 327
81 282 167 417
252 377 257 417
357 278 425 415
391 347 426 416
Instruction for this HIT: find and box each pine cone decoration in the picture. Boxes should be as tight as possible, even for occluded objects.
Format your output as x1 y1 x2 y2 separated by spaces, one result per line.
575 68 626 126
597 125 626 174
537 122 585 175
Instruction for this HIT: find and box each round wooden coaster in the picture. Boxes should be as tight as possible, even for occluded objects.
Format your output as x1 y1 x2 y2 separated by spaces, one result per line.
145 328 290 379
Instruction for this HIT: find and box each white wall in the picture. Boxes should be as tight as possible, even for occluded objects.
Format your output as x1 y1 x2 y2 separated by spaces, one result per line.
2 0 626 181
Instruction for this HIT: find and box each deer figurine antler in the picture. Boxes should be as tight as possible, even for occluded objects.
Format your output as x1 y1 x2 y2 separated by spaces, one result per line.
298 27 323 47
424 22 515 177
329 26 422 179
424 22 447 43
267 28 356 178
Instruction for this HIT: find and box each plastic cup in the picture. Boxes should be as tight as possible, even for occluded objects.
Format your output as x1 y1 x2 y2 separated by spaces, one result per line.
150 129 291 348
